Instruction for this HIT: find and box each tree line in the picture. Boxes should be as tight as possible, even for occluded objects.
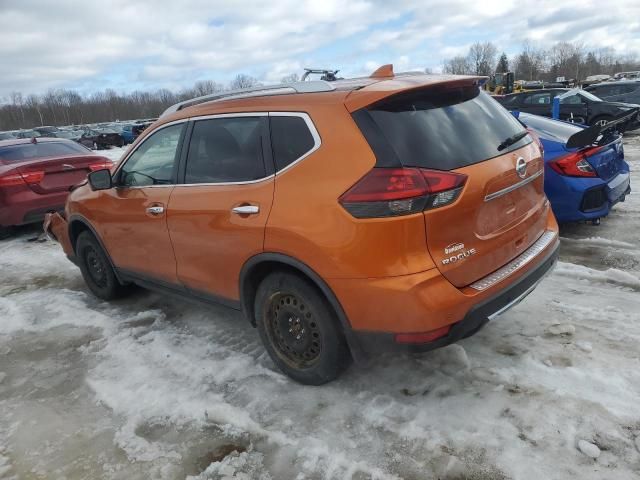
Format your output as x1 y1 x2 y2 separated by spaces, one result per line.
0 74 262 131
443 40 640 82
3 40 639 131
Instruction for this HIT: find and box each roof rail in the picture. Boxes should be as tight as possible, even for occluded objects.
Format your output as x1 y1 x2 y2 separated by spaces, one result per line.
160 80 336 118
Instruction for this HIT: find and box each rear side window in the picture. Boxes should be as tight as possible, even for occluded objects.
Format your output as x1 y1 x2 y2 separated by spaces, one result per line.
269 115 316 171
353 87 530 170
0 141 89 162
185 117 266 183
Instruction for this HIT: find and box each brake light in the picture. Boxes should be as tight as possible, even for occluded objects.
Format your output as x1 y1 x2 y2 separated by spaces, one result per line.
0 171 44 187
549 147 601 177
339 168 467 218
88 161 113 172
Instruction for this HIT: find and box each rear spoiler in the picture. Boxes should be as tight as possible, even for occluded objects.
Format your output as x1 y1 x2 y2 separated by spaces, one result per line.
566 109 638 149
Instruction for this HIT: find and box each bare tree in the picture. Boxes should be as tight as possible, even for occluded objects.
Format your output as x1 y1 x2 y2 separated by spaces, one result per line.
442 56 471 75
280 73 300 84
230 74 259 90
467 41 497 76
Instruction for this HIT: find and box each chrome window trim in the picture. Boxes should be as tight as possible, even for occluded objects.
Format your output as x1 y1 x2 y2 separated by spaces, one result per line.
484 169 543 202
469 230 557 292
269 111 321 176
115 111 321 189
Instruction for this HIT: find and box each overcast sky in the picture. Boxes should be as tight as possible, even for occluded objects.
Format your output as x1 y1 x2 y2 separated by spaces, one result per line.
1 0 639 98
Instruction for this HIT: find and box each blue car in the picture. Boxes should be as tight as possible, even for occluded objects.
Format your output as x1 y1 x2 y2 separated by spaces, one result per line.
517 112 631 223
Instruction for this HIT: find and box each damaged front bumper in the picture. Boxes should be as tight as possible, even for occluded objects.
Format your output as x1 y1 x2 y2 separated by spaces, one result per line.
43 212 75 261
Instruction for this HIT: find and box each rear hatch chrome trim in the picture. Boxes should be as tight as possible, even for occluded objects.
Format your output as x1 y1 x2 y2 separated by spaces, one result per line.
469 230 557 291
484 169 543 202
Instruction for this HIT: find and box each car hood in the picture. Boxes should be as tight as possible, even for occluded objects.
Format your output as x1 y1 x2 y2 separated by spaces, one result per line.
602 101 640 109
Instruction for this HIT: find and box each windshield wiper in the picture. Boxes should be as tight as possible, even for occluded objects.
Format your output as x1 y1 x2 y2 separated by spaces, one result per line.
497 130 529 151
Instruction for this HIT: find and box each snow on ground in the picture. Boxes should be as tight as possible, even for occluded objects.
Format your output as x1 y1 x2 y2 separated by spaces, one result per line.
1 138 640 479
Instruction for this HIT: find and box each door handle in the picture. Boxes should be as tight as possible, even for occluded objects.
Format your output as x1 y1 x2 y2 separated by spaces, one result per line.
232 205 259 215
146 205 165 215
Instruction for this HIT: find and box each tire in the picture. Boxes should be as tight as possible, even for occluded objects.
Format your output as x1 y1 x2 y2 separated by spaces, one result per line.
254 272 351 385
0 226 14 240
591 115 613 127
76 231 129 300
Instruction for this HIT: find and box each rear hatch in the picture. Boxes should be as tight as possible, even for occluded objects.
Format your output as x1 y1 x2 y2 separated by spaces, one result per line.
351 82 548 287
0 141 110 195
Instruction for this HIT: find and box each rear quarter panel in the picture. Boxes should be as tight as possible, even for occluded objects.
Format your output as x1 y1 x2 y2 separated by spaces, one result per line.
264 103 436 279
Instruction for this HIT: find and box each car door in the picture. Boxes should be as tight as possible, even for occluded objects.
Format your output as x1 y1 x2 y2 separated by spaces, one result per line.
559 93 589 123
167 114 275 302
94 122 186 284
521 91 553 117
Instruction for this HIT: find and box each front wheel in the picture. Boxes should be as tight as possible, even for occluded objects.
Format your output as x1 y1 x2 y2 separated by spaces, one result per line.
254 272 351 385
76 231 130 300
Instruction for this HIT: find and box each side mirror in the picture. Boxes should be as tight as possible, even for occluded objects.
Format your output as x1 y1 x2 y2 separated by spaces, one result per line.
88 169 112 191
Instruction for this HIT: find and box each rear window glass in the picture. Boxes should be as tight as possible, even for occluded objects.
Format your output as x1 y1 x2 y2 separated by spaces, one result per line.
270 116 316 171
0 141 89 162
355 87 530 170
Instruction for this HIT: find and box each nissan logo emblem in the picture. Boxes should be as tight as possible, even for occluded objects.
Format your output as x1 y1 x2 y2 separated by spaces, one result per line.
515 157 527 179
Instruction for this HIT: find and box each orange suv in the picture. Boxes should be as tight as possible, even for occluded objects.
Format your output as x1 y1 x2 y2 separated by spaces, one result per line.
46 65 559 384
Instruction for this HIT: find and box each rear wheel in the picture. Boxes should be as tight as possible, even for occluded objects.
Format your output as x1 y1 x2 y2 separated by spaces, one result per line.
76 231 130 300
592 115 613 127
254 272 351 385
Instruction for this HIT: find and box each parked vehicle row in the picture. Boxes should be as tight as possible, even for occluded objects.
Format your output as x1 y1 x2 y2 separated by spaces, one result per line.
0 118 156 151
496 87 640 128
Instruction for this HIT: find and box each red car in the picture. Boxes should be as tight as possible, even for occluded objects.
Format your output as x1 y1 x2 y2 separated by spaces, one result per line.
0 137 112 239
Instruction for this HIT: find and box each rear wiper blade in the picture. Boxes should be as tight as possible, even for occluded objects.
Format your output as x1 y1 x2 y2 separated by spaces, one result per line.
497 130 529 151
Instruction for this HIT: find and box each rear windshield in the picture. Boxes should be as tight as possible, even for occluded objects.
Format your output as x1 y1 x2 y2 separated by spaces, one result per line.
0 141 89 162
354 86 530 170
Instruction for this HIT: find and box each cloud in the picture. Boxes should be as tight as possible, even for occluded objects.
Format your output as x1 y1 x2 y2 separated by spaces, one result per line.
0 0 638 98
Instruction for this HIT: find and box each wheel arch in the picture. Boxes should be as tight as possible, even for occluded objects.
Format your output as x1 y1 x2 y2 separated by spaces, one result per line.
239 253 365 361
68 214 125 284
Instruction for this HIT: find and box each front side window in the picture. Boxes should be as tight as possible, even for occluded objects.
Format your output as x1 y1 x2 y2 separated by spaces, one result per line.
185 116 266 184
118 124 183 187
524 93 552 105
560 94 584 105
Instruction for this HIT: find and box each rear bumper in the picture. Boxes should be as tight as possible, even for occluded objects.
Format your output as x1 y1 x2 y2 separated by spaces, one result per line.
0 188 68 227
546 168 631 223
352 241 558 353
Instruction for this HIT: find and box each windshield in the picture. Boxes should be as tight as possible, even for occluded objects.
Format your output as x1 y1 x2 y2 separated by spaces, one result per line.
579 90 602 102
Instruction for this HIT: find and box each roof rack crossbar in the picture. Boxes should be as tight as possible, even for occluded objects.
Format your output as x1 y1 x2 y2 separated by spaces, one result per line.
161 80 336 117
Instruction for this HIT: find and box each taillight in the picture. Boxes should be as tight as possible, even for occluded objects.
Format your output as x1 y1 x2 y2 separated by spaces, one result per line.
0 171 44 187
88 161 113 172
549 147 601 177
339 167 467 218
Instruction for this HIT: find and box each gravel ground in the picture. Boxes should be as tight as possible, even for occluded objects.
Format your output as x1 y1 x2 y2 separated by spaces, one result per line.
0 135 639 480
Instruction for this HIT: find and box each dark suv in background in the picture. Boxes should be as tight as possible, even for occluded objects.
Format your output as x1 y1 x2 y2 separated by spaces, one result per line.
585 81 640 105
497 88 640 128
